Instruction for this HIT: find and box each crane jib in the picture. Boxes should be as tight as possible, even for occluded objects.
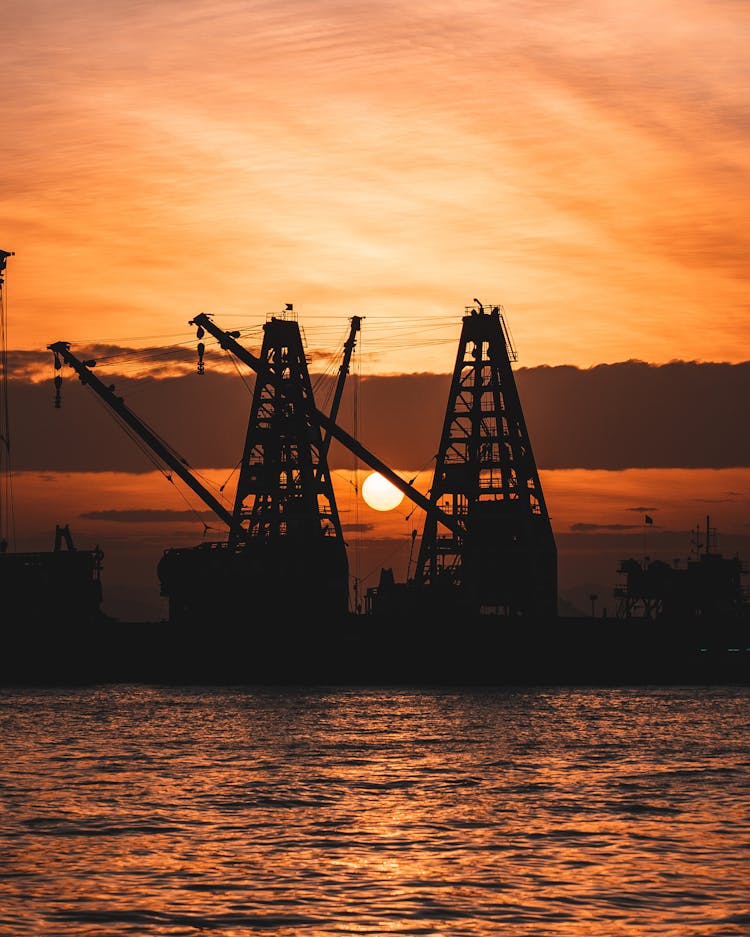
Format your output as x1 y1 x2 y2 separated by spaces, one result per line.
46 340 234 528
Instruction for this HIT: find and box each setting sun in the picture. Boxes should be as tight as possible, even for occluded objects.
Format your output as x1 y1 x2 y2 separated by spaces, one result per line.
361 472 405 512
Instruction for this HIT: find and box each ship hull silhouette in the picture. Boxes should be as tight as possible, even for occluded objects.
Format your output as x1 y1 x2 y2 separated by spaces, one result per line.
2 609 747 686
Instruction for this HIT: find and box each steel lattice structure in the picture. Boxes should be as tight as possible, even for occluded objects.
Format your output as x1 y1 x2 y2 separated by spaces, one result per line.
415 302 557 616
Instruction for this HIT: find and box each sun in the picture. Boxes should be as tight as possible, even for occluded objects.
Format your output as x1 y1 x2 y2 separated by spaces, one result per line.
361 472 404 512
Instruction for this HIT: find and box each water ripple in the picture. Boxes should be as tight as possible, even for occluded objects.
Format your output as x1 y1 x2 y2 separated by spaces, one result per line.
0 685 748 936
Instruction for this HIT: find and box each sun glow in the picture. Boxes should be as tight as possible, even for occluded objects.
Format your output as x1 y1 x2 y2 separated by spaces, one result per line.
361 472 404 512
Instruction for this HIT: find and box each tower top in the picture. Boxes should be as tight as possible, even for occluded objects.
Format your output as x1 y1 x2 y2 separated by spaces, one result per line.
463 301 517 361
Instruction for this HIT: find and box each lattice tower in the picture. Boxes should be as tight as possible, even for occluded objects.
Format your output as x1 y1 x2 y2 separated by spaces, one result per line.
414 302 557 617
229 312 345 552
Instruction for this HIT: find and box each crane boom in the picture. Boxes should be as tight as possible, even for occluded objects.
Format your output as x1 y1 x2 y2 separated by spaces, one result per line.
189 313 463 537
47 341 233 528
320 314 361 464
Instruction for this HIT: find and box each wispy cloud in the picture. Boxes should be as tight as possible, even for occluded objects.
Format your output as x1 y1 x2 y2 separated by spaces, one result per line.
571 523 642 532
7 359 750 472
3 0 749 370
79 509 216 523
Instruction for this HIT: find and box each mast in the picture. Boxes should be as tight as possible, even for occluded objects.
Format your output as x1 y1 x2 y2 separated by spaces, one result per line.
0 250 15 552
319 314 361 467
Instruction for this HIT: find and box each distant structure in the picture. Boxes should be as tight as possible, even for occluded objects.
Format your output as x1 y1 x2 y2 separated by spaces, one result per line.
614 515 748 622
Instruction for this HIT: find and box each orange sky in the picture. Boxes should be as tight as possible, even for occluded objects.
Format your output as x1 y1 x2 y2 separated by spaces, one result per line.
4 0 749 371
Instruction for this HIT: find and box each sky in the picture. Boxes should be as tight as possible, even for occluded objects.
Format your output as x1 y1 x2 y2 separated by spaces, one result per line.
5 0 750 368
3 0 750 619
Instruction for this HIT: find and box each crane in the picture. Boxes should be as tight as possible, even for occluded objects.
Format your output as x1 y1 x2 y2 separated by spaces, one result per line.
188 312 463 537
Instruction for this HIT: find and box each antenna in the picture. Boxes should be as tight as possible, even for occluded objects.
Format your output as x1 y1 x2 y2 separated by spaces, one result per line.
1 250 16 551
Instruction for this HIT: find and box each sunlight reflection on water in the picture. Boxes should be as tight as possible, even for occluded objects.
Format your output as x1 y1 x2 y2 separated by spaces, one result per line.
1 686 748 936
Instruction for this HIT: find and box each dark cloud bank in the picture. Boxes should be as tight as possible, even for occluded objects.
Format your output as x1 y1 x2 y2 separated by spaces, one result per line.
8 358 750 472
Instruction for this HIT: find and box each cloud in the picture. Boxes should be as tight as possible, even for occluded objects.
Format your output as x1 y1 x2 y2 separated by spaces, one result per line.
80 509 216 523
7 356 750 472
570 523 642 532
4 0 750 373
341 522 376 534
516 360 750 470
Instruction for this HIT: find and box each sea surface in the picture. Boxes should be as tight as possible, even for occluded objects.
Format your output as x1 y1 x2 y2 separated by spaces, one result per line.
0 685 748 936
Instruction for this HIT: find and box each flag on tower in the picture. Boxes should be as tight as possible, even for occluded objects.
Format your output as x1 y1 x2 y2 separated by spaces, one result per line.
645 514 653 525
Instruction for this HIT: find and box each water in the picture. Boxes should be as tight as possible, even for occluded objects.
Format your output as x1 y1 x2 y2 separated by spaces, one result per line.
1 685 748 936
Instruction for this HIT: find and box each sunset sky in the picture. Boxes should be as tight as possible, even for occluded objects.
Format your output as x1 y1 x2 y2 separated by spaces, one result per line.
3 0 750 619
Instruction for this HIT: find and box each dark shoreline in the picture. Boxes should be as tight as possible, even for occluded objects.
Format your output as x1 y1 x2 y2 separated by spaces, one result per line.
2 614 748 687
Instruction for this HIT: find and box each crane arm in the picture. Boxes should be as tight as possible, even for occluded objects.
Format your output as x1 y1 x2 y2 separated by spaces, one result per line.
321 314 361 462
189 313 463 537
47 341 233 528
